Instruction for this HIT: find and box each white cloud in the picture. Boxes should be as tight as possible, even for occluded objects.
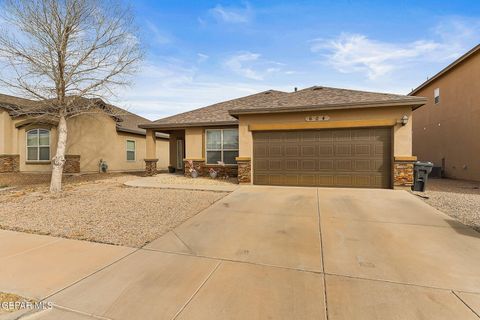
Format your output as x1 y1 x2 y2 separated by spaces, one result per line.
224 52 263 80
197 53 209 63
311 34 440 79
209 3 252 23
145 20 171 45
223 52 285 80
311 18 480 80
111 56 286 120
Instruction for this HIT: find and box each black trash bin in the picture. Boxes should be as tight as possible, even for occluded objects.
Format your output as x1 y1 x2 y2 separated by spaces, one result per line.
412 161 434 192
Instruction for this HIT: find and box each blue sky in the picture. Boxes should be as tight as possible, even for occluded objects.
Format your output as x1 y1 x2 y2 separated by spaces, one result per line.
4 1 480 120
116 0 480 119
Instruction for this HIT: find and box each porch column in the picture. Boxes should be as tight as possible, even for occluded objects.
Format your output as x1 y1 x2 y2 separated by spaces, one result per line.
145 129 158 176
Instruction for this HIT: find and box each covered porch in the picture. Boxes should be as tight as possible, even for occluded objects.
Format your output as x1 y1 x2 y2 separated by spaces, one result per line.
143 128 184 176
143 126 242 180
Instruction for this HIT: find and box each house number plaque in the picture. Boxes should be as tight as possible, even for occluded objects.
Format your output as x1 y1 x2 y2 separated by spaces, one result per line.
305 115 330 122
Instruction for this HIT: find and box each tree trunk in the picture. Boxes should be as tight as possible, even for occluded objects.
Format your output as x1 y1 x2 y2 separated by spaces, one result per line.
50 115 68 193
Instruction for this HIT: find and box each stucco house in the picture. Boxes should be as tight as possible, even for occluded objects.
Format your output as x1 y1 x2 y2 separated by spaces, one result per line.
410 44 480 181
140 86 426 189
0 94 169 174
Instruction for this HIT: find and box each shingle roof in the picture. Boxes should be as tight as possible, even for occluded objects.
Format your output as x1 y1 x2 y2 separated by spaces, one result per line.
229 86 425 115
142 90 288 128
140 86 426 129
0 93 168 139
111 105 168 138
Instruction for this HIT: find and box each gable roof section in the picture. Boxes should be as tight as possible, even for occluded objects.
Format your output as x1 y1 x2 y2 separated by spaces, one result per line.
140 90 288 129
410 44 480 95
112 106 168 138
140 86 426 129
229 86 425 116
0 93 168 139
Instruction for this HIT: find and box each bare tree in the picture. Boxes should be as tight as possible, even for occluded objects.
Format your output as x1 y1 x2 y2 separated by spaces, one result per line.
0 0 142 192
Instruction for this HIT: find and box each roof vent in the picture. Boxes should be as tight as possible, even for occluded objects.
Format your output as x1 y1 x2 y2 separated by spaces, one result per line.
294 87 298 92
312 86 323 90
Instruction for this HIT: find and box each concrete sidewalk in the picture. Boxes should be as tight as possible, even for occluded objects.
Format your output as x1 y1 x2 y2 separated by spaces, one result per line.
0 230 134 319
2 186 480 319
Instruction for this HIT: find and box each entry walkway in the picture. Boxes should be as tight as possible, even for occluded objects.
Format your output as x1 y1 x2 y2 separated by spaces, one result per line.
124 175 239 192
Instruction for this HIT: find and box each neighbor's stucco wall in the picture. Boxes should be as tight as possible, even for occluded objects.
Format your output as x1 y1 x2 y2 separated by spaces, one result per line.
65 113 169 172
238 106 413 158
0 110 7 154
0 110 16 155
412 52 480 181
7 112 168 173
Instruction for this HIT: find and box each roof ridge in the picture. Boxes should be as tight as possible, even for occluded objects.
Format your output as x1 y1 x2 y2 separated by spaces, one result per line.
293 85 416 98
151 89 287 123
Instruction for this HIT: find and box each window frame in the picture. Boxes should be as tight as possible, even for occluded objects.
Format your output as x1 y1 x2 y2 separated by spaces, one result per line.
26 128 51 162
205 128 239 165
126 139 136 162
434 88 440 104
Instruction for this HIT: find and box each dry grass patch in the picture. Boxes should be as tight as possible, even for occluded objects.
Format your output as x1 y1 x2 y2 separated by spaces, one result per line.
0 292 35 314
0 172 144 190
0 175 228 247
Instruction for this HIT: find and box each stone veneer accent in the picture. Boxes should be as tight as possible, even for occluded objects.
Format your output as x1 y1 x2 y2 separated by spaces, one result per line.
63 155 80 173
393 159 415 187
236 158 251 184
183 159 238 178
144 159 158 176
0 154 20 173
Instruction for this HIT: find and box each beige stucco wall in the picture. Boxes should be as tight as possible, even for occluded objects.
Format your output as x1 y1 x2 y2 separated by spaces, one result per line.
0 110 8 154
238 106 413 158
0 110 17 155
185 127 204 159
4 112 168 173
412 52 480 181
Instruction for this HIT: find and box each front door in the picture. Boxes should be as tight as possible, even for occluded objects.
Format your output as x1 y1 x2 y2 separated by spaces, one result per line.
176 140 184 170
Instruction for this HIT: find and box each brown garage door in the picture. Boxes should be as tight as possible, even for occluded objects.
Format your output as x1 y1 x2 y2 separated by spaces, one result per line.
253 128 391 188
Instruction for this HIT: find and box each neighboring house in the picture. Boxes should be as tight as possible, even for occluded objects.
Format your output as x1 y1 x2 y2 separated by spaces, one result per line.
140 86 426 189
410 44 480 181
0 94 169 174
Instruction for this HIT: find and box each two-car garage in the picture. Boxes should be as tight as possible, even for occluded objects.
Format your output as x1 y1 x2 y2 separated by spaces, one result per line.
252 127 392 188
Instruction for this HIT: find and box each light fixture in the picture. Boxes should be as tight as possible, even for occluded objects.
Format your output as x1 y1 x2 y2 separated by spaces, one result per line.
397 115 409 126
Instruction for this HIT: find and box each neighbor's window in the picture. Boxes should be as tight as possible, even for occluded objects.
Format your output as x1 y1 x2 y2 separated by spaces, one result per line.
205 129 239 165
26 129 50 161
434 88 440 104
126 140 136 161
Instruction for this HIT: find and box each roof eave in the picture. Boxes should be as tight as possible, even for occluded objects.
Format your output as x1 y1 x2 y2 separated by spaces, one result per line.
116 126 169 139
409 43 480 96
138 120 238 130
228 99 427 116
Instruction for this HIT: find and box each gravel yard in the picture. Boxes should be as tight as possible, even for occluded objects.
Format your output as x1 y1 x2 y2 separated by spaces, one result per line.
418 178 480 232
0 175 228 247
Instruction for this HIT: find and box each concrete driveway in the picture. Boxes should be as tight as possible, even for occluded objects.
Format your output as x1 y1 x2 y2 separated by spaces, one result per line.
4 186 480 319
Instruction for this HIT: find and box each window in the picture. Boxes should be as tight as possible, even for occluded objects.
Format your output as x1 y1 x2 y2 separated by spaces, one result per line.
26 129 50 161
126 140 136 161
434 88 440 104
205 129 239 165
